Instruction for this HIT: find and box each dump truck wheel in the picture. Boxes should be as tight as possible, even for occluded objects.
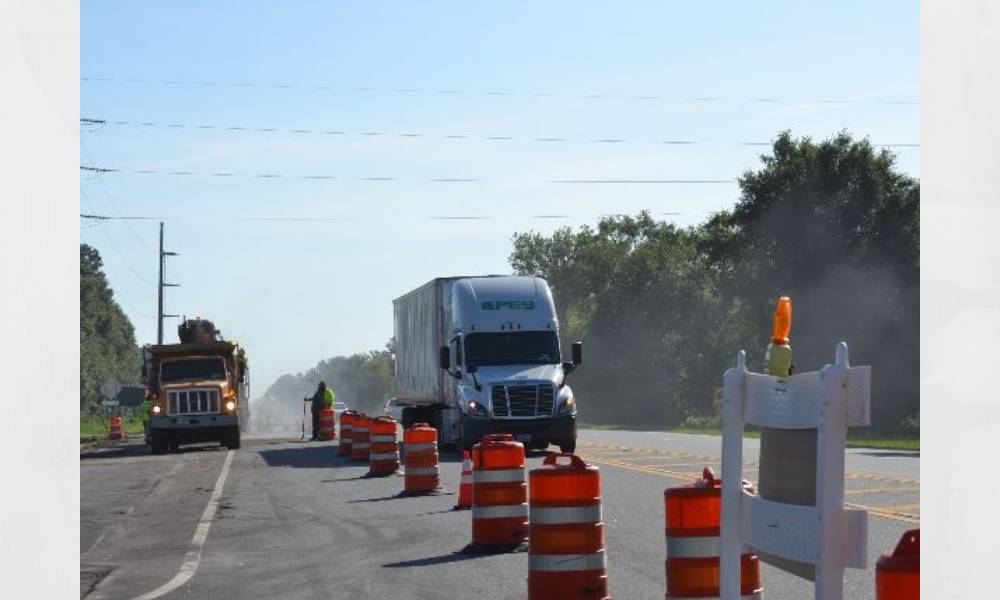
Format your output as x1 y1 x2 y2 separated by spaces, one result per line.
150 431 167 454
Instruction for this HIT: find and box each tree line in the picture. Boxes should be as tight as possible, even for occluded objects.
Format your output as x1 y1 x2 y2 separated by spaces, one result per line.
80 244 141 415
252 345 395 432
510 131 919 434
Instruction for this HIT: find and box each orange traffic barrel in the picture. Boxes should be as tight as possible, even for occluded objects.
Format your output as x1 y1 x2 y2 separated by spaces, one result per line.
404 423 440 492
664 468 761 599
318 408 336 441
528 453 609 600
108 416 124 441
471 433 528 547
338 410 357 456
350 414 371 462
454 450 474 509
369 416 400 476
876 529 919 600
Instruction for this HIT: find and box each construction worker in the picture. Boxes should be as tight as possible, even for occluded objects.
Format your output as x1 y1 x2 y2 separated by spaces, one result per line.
310 381 328 440
324 384 336 411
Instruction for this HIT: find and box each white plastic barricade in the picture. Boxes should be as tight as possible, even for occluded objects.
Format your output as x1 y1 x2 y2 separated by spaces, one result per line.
720 342 870 600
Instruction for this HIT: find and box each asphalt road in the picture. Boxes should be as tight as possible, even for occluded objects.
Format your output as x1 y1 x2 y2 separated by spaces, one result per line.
81 428 918 599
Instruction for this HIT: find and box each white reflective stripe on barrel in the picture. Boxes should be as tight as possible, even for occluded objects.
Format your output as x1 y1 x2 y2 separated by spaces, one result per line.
530 504 602 525
666 535 720 558
666 595 761 600
369 452 398 461
405 442 436 452
370 435 396 443
461 474 473 484
405 466 439 476
473 468 526 483
528 552 606 572
353 427 370 433
472 504 528 519
352 443 370 450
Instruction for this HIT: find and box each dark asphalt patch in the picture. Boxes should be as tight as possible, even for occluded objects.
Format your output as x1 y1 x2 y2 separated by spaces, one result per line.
80 567 112 599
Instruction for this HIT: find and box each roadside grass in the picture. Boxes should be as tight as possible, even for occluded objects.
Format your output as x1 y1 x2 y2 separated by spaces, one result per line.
80 414 144 439
579 422 918 451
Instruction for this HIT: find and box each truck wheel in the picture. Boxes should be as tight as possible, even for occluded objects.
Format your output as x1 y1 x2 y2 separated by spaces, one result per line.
457 416 473 454
150 431 167 454
224 428 241 450
559 440 576 454
168 439 180 453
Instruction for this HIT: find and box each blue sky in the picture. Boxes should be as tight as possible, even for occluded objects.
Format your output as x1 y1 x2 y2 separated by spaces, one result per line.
80 1 919 395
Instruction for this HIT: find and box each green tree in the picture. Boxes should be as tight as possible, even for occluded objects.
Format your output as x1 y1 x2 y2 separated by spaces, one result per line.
700 131 919 431
80 244 141 413
511 131 919 433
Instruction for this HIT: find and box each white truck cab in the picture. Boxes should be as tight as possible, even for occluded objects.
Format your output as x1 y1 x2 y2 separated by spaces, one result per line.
391 276 580 453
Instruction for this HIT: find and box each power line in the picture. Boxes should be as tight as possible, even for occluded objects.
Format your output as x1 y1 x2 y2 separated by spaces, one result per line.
80 188 156 287
81 141 157 252
80 77 919 106
81 211 704 223
80 165 737 185
78 117 920 149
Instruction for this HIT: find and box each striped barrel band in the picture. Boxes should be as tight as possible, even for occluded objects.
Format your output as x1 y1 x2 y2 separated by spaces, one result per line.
664 536 753 558
404 442 436 452
405 466 440 476
473 469 526 483
369 452 399 461
528 552 606 572
370 435 397 443
353 427 370 433
530 504 602 525
351 443 371 450
460 474 473 484
472 504 528 519
666 595 761 600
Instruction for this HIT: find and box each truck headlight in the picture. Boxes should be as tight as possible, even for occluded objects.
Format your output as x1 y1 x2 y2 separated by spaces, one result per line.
152 405 162 415
225 400 236 412
462 388 488 417
557 392 576 415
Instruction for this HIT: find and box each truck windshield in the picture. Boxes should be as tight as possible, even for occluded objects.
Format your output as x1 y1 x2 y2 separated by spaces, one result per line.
464 331 561 370
161 358 227 382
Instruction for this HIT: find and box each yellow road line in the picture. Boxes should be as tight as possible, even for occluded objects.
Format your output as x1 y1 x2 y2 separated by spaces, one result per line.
844 486 921 496
582 453 921 525
846 502 920 524
581 442 917 486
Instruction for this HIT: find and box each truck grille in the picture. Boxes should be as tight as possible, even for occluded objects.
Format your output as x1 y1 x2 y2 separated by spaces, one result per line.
490 383 555 417
167 388 221 415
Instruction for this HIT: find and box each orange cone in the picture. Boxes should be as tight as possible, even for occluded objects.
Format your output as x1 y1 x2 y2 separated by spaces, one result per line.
454 450 473 509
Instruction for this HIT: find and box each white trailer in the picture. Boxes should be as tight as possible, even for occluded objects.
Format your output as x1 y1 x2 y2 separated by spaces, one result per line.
390 275 581 453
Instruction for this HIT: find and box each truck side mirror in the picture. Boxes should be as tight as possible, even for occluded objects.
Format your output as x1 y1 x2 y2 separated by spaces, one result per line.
572 342 583 366
439 346 451 371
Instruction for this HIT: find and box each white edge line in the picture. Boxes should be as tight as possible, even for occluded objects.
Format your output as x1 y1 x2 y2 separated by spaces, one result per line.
128 450 235 600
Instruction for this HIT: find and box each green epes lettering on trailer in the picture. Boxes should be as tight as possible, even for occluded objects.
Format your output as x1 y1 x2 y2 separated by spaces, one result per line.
481 300 536 310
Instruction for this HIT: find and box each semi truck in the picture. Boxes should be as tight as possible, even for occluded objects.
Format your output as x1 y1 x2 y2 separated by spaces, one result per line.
388 275 581 453
141 318 250 453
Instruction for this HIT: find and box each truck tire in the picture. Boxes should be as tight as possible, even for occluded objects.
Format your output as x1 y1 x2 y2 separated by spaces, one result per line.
559 440 576 454
457 415 473 454
224 428 241 450
150 431 167 454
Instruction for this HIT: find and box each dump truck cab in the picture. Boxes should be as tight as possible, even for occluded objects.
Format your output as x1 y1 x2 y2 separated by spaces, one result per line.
142 319 249 453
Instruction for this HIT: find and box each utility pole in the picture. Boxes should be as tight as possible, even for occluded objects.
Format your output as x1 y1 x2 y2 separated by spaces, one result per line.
157 221 179 344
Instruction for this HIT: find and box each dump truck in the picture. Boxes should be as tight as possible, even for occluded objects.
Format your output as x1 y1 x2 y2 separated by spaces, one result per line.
141 318 249 453
388 276 581 453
